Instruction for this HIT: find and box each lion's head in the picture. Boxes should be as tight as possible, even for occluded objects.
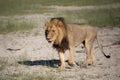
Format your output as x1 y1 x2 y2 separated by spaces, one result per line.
45 17 67 46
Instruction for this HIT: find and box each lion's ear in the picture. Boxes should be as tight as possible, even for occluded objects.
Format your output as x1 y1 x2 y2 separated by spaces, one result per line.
45 21 50 28
58 21 64 27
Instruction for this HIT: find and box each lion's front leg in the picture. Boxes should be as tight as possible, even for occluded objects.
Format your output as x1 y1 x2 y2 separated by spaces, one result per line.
68 46 76 66
58 51 65 70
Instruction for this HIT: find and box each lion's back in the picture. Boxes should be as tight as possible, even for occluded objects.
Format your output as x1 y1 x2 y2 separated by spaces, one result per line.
67 24 96 46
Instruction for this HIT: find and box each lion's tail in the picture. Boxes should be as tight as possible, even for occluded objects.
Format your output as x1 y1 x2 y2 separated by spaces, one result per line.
96 36 110 58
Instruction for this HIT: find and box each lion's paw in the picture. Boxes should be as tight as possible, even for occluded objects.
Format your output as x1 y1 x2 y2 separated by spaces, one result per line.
68 61 76 67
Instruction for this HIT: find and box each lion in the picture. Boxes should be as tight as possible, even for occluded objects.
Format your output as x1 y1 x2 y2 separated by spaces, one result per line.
44 17 110 70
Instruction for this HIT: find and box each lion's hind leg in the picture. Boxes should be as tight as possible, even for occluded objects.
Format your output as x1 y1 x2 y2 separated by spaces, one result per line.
91 49 96 66
84 40 95 67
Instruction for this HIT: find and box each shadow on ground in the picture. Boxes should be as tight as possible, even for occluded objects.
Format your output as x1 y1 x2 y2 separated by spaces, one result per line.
18 59 60 68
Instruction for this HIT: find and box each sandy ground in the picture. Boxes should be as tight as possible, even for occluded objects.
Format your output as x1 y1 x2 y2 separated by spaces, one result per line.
0 24 120 80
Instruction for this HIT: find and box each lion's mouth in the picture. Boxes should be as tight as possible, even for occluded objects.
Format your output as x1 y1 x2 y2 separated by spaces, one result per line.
48 40 52 43
47 39 55 44
47 37 56 44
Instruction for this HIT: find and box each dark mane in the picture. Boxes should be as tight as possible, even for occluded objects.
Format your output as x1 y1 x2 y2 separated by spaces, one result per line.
50 17 64 22
50 17 69 52
53 37 69 52
50 17 66 26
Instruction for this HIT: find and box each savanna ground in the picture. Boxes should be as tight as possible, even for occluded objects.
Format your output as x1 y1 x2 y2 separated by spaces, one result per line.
0 0 120 80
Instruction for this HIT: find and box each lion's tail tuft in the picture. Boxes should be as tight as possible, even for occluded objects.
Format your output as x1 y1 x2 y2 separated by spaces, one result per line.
103 52 110 58
96 36 111 58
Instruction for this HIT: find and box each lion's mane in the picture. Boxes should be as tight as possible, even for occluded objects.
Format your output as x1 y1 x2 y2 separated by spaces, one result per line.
51 17 69 52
